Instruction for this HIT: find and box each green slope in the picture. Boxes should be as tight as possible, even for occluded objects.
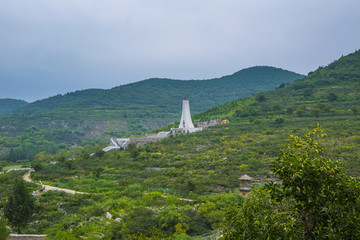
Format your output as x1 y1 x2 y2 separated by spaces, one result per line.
0 50 359 239
59 66 303 118
0 66 303 140
0 99 28 115
10 88 105 115
28 50 360 193
195 50 360 120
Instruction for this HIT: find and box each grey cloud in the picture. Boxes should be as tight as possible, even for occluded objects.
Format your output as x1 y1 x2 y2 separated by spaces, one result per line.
0 0 359 101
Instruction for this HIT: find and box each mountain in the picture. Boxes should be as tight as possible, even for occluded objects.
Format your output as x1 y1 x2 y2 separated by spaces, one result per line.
8 50 358 239
2 66 303 139
0 99 28 115
185 49 360 175
10 88 105 115
195 50 360 121
61 66 302 118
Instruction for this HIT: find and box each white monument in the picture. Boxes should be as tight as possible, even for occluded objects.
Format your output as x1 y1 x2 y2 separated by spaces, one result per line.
179 97 195 129
103 97 201 152
172 97 202 133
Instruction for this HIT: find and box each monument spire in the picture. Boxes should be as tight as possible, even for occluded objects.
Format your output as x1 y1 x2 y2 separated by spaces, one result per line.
179 97 195 129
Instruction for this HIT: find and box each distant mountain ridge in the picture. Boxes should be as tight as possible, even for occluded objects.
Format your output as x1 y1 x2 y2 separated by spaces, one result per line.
1 66 303 140
194 50 360 124
10 66 303 116
0 98 28 115
10 89 105 115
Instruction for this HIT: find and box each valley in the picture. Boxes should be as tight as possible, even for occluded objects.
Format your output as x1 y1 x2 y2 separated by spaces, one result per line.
0 50 359 239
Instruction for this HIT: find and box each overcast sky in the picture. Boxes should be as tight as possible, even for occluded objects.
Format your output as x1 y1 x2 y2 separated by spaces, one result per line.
1 0 359 102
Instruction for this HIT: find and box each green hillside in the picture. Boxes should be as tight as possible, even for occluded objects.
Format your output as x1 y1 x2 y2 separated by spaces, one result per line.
10 88 104 114
0 50 359 239
0 66 303 143
10 66 303 118
61 66 302 116
0 99 28 115
1 50 357 239
195 50 360 121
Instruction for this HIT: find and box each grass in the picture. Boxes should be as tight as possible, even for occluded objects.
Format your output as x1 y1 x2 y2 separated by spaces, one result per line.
3 163 29 171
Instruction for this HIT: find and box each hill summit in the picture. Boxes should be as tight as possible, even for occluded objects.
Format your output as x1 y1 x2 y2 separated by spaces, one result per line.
2 66 303 138
0 99 28 115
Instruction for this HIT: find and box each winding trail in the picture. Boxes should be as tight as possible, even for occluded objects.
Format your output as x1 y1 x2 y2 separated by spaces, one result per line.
23 172 86 194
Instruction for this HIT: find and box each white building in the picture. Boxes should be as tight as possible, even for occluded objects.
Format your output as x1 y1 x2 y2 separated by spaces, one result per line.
103 97 201 152
171 97 202 133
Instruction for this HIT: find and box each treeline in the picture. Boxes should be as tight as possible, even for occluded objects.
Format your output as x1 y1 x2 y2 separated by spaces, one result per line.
0 99 28 115
0 66 303 144
195 50 360 122
0 126 89 162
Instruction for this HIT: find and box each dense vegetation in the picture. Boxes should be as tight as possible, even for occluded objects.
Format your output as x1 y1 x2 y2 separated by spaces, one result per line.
11 89 104 115
0 66 303 162
0 50 359 239
222 127 360 239
0 99 28 115
1 66 302 138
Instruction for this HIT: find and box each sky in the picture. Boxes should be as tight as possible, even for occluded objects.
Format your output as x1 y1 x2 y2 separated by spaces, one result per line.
0 0 359 102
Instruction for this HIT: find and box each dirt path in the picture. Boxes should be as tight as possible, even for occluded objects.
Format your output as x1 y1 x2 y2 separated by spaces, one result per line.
23 172 86 195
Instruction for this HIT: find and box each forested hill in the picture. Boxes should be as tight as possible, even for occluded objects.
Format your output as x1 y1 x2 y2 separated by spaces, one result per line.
9 66 303 116
5 51 358 239
178 49 359 176
1 66 303 138
0 99 28 115
195 50 360 121
9 89 105 115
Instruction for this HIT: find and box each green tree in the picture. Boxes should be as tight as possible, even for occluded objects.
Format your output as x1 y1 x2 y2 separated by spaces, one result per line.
4 178 35 232
278 83 286 88
351 106 359 117
30 160 44 172
52 231 77 240
327 92 338 101
222 127 360 239
0 216 10 240
311 108 321 118
92 167 104 178
286 107 294 115
268 126 360 239
256 93 267 102
303 89 313 97
154 205 191 235
94 149 105 159
222 188 300 240
295 107 306 117
275 117 284 125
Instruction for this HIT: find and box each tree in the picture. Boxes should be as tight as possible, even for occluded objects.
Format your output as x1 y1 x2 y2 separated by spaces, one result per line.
303 89 313 97
30 159 44 172
311 108 321 118
295 106 306 117
278 83 286 88
52 231 77 240
0 216 9 240
269 126 360 239
327 92 338 102
351 106 359 117
4 178 35 232
255 94 267 102
92 167 104 178
222 126 360 239
94 149 105 159
222 188 301 240
275 117 284 125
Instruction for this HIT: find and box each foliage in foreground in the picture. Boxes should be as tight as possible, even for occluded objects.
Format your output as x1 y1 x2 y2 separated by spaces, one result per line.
222 127 360 239
0 215 10 240
4 178 35 233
